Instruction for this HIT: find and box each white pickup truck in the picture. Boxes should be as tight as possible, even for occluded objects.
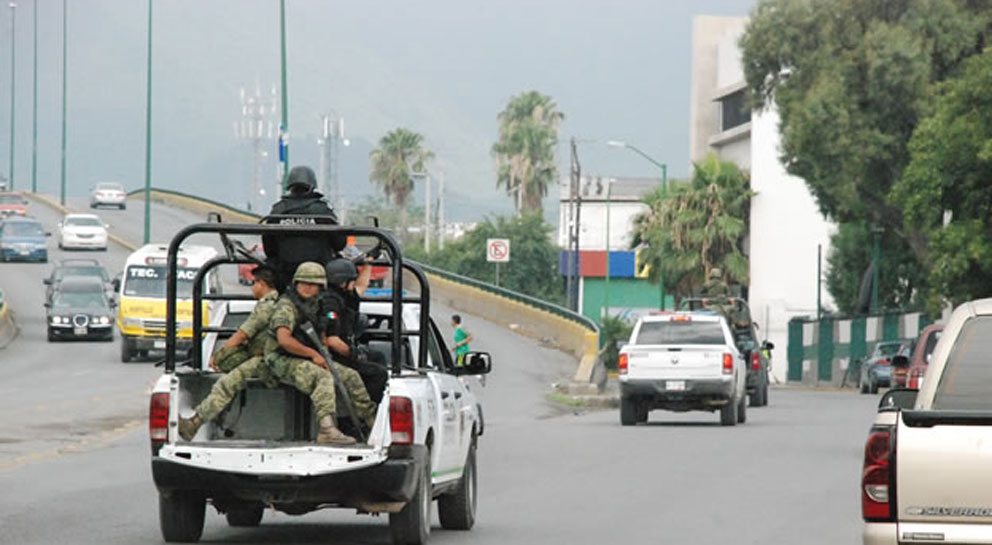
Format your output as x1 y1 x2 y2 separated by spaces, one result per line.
862 298 992 545
148 222 491 545
618 311 747 426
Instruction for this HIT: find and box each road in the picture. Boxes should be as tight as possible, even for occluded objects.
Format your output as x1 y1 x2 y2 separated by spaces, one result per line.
0 194 879 544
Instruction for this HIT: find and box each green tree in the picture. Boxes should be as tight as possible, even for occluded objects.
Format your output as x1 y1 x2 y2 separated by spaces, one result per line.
891 49 992 311
740 0 992 309
369 128 434 242
631 154 753 303
492 91 564 215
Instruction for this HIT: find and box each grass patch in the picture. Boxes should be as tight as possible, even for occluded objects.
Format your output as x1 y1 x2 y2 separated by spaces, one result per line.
545 391 587 408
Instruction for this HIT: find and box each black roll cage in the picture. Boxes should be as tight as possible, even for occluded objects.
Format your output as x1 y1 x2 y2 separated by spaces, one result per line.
165 222 431 376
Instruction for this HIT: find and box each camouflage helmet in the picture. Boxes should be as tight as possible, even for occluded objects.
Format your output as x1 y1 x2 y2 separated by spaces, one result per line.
709 268 723 279
325 258 358 285
293 261 327 286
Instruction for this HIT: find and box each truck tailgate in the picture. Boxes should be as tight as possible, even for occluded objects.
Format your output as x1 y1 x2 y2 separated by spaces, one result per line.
626 345 725 380
896 412 992 540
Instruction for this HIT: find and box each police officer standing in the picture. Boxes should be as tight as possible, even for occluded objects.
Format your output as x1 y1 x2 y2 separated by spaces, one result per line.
262 166 347 291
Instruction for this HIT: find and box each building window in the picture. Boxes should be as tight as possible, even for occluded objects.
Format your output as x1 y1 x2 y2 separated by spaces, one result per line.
719 89 751 132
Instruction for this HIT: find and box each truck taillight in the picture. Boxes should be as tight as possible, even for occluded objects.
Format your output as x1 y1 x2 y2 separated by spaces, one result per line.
722 353 733 375
390 396 414 445
751 352 761 371
619 353 629 375
862 427 894 521
149 393 170 443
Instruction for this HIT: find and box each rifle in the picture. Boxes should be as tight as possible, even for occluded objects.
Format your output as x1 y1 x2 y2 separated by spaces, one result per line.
300 322 367 444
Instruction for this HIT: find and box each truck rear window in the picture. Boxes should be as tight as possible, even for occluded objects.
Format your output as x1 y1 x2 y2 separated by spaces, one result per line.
934 316 992 410
634 321 725 345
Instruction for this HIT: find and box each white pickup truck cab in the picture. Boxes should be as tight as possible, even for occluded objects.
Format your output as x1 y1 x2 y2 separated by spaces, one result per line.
862 298 992 545
618 311 747 426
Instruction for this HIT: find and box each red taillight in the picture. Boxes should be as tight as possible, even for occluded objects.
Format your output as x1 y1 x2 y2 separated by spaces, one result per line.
619 353 629 375
149 393 170 443
390 396 414 445
722 353 733 375
862 428 893 521
751 352 761 371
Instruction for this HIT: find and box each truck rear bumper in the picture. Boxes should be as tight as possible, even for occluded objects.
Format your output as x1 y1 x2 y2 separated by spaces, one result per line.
862 522 897 545
621 377 734 410
152 445 426 506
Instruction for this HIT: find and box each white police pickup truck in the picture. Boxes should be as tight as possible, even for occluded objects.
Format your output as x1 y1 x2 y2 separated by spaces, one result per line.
618 311 747 426
147 221 490 545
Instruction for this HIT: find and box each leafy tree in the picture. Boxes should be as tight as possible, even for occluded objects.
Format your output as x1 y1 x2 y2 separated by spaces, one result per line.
891 49 992 311
600 316 634 370
369 128 434 242
415 214 565 305
492 91 564 215
740 0 992 309
631 154 753 303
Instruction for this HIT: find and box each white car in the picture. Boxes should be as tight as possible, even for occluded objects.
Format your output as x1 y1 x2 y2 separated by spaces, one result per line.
89 182 127 209
58 214 108 250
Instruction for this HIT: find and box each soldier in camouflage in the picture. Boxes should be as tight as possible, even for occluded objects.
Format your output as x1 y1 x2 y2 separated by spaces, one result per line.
178 266 280 441
265 262 376 445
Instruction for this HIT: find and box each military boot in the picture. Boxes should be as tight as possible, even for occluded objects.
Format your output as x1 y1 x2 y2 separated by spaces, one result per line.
178 413 202 442
316 415 356 445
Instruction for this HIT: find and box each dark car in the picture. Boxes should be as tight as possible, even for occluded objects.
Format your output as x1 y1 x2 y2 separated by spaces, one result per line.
43 258 113 303
45 276 116 342
0 216 49 262
859 340 903 394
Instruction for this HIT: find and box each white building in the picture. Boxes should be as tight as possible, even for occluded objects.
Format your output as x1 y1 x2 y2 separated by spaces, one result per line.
690 15 836 383
557 176 662 252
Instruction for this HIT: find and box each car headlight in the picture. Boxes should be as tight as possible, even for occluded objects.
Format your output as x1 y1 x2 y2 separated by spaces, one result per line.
95 316 110 325
122 317 142 327
51 316 67 324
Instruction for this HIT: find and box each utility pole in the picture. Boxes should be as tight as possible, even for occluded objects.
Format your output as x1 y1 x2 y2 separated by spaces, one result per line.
871 226 882 314
424 171 432 253
8 2 16 191
318 113 346 217
237 83 277 212
58 0 66 206
30 0 35 192
817 244 822 321
438 170 445 250
278 0 289 191
569 137 582 312
142 0 153 244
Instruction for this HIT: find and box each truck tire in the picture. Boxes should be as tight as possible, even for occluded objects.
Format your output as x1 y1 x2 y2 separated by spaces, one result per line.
620 396 637 426
720 398 738 426
159 491 205 543
438 439 476 530
750 382 768 407
226 504 263 527
736 394 746 424
636 401 649 423
390 455 431 545
121 337 134 363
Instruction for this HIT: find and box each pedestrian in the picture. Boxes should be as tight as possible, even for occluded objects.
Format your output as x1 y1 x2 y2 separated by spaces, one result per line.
451 314 472 367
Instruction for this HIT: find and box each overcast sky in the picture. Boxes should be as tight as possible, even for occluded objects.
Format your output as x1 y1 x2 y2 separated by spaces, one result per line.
0 0 755 221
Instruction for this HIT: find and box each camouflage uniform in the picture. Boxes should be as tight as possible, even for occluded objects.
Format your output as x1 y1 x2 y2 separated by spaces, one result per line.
193 290 280 421
265 294 377 427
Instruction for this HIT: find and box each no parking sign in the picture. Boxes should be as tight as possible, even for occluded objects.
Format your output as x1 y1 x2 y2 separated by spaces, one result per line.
486 239 510 263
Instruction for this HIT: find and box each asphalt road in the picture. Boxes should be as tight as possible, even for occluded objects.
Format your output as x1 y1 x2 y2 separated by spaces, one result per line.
0 194 881 544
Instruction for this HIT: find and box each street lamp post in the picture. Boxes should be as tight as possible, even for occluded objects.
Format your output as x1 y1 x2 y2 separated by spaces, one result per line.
30 0 36 192
603 178 614 324
143 0 153 244
607 140 668 309
8 2 16 191
278 0 289 191
58 0 65 205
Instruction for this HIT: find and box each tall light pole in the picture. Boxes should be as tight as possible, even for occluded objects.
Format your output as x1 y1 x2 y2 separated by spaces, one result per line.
318 112 348 217
607 140 668 309
237 83 277 212
603 178 615 324
142 0 153 244
58 0 65 205
278 0 289 191
30 0 35 192
8 2 16 191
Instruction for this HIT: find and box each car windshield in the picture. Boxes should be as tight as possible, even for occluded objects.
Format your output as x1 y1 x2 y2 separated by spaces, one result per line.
3 222 43 237
635 320 726 345
55 266 108 282
934 316 992 410
53 291 106 310
122 265 198 299
877 343 901 356
65 217 102 227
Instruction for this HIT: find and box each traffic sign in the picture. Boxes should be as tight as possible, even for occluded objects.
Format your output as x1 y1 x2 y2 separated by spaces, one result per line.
486 238 510 263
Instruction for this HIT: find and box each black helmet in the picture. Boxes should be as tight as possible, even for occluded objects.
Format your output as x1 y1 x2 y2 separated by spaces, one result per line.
325 258 358 285
286 166 317 192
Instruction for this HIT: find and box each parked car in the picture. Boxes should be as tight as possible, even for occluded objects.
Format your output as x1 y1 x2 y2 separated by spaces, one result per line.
619 311 748 426
859 340 903 394
905 323 944 389
58 213 109 251
0 216 49 262
236 244 265 285
0 192 27 217
45 276 116 342
89 182 127 209
43 258 113 304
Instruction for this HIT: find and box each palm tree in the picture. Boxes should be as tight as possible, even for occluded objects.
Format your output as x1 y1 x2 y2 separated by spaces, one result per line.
369 128 434 243
492 91 564 215
631 153 753 302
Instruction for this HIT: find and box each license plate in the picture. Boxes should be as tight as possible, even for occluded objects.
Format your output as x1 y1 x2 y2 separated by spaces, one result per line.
73 327 87 335
153 340 166 349
666 381 686 391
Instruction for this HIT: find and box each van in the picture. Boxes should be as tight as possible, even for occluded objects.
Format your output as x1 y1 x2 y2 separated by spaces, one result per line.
117 243 220 362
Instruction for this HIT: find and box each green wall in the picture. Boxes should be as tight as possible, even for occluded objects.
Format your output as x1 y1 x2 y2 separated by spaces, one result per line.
581 277 674 322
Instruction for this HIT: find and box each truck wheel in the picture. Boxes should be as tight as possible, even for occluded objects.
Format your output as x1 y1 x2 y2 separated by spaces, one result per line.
226 504 263 527
390 454 431 545
760 384 769 406
121 337 134 363
635 401 649 423
720 398 738 426
620 396 637 426
750 382 768 407
736 394 747 424
159 491 205 543
438 439 476 530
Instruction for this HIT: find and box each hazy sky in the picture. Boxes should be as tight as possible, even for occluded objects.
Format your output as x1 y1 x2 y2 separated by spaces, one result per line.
0 0 755 221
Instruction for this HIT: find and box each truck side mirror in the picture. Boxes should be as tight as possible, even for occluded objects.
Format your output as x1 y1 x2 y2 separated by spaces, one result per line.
112 277 121 292
452 351 492 376
878 388 918 412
